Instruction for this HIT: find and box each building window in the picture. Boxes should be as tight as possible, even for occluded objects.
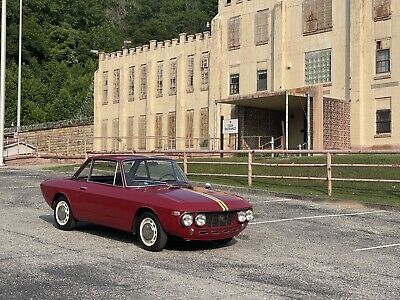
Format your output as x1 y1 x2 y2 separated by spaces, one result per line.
376 109 391 134
102 71 108 105
138 115 146 150
127 116 134 150
157 62 163 97
230 74 240 95
373 0 391 21
302 0 332 35
168 112 176 150
186 110 194 149
255 10 269 45
112 118 119 151
155 114 163 149
257 70 267 91
228 16 241 50
201 52 209 91
101 119 108 151
305 49 332 85
187 55 194 93
226 0 231 5
140 64 147 100
376 48 390 74
170 58 177 95
128 66 135 101
200 108 209 148
113 69 120 104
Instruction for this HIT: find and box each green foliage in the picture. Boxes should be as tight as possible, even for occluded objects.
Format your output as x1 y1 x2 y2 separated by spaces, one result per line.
4 0 218 126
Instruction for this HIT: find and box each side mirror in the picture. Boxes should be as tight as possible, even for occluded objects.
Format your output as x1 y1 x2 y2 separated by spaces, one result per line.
205 183 212 190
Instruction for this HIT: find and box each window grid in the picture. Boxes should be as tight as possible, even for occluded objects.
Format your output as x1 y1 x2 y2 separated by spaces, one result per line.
373 0 391 20
155 114 163 149
186 110 194 149
187 55 194 93
140 64 147 100
303 0 332 35
101 119 108 151
113 69 120 104
138 115 146 150
228 16 241 50
112 118 119 151
128 66 135 102
305 49 332 85
257 70 268 91
157 62 164 97
376 109 391 134
200 108 209 148
102 71 108 105
168 112 176 150
230 74 240 95
127 116 134 150
170 58 177 95
255 10 269 45
376 49 390 74
201 52 209 91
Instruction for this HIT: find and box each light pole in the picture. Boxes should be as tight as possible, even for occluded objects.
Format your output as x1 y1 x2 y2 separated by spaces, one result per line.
17 0 22 133
0 0 7 166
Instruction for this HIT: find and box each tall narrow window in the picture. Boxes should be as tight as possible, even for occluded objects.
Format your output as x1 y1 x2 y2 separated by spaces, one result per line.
102 71 108 105
187 55 194 92
157 62 163 97
168 112 176 150
155 114 163 149
373 0 391 20
128 66 135 101
257 70 268 91
228 16 241 50
200 108 209 148
140 64 147 100
255 10 269 45
127 116 134 150
305 49 332 84
230 74 240 95
170 58 177 95
376 109 391 134
112 118 119 151
201 52 209 91
376 48 390 74
101 119 108 151
138 115 146 150
186 110 194 149
113 69 120 104
302 0 332 35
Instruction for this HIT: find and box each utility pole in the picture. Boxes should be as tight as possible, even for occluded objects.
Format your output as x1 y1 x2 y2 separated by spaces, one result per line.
0 0 7 166
17 0 23 132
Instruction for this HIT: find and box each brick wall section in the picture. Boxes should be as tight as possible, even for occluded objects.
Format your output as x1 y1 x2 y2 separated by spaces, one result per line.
17 124 94 154
323 98 351 149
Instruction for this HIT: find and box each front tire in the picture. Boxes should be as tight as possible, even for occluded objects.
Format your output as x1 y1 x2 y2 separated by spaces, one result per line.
137 212 167 252
54 196 76 231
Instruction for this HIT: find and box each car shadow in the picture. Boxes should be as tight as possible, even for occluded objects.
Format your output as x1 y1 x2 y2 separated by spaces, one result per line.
165 236 238 252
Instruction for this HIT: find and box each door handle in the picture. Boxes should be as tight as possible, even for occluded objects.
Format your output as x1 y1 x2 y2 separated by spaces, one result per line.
80 186 87 191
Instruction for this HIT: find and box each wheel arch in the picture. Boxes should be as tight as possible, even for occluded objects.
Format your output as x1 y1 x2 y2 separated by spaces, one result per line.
51 192 69 209
132 207 161 235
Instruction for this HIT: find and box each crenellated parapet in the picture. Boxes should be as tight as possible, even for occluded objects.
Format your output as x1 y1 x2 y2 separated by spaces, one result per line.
99 31 212 61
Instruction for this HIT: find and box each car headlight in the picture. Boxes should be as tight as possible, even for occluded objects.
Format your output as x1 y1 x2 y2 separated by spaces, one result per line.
237 211 246 223
181 214 193 227
195 214 206 227
245 210 254 221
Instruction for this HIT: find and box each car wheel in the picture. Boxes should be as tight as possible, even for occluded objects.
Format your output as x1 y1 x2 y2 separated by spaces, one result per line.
54 196 76 231
137 212 167 252
214 237 233 246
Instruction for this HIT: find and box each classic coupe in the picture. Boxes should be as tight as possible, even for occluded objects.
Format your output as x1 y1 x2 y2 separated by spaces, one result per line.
40 155 254 251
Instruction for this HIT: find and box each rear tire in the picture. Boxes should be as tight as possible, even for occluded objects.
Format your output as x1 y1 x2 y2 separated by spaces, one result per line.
137 212 167 252
54 196 76 231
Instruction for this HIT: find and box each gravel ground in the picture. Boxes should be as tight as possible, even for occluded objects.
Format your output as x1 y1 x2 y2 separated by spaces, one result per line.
0 167 399 299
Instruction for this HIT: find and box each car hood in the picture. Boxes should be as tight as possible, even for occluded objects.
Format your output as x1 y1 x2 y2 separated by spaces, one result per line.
141 186 251 212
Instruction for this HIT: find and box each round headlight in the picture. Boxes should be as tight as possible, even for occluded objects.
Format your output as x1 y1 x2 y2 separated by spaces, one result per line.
195 214 206 227
181 214 193 227
237 211 246 223
245 210 254 222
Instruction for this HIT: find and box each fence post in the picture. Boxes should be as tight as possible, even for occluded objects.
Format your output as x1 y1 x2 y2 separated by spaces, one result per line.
248 151 253 187
327 152 332 196
298 144 302 157
48 137 51 154
183 152 188 175
271 137 275 158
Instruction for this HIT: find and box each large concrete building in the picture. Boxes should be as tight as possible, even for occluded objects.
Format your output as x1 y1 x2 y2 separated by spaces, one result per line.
94 0 398 151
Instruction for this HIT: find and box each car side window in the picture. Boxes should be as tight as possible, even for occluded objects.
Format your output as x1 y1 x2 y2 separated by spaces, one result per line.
135 161 149 179
89 160 120 186
75 160 92 181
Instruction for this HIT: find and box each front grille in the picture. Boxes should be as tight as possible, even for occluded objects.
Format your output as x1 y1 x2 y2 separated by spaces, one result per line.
205 212 236 227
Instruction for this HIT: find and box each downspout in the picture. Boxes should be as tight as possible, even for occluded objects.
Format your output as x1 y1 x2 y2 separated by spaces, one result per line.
345 0 351 101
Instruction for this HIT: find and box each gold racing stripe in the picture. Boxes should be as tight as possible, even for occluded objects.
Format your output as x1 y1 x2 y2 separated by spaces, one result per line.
190 190 229 211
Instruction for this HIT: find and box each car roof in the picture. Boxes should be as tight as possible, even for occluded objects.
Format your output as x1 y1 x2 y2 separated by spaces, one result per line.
87 154 174 162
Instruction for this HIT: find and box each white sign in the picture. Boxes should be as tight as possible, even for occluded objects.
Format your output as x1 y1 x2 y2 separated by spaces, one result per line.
223 119 239 134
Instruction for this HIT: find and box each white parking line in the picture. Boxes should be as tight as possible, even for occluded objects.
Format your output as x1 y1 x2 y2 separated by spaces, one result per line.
354 243 400 252
250 199 296 204
1 186 37 190
250 210 385 225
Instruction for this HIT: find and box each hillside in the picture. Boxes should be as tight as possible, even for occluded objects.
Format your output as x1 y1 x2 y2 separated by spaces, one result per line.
4 0 218 127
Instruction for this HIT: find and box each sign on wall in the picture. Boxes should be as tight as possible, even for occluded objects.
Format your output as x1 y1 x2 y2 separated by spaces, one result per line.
223 119 239 134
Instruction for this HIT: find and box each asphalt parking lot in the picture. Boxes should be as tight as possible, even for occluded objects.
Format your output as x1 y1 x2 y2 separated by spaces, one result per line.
0 167 399 299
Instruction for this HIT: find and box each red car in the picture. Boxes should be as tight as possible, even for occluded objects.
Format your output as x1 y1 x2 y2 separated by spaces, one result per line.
40 155 253 251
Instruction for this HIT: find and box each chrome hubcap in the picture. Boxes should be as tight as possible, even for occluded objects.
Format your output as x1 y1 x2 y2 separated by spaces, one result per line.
140 218 158 247
55 201 70 226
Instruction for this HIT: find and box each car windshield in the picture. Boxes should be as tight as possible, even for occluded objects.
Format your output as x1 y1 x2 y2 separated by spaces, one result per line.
123 159 189 187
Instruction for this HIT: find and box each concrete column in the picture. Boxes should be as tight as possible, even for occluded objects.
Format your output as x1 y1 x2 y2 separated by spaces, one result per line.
312 86 324 150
